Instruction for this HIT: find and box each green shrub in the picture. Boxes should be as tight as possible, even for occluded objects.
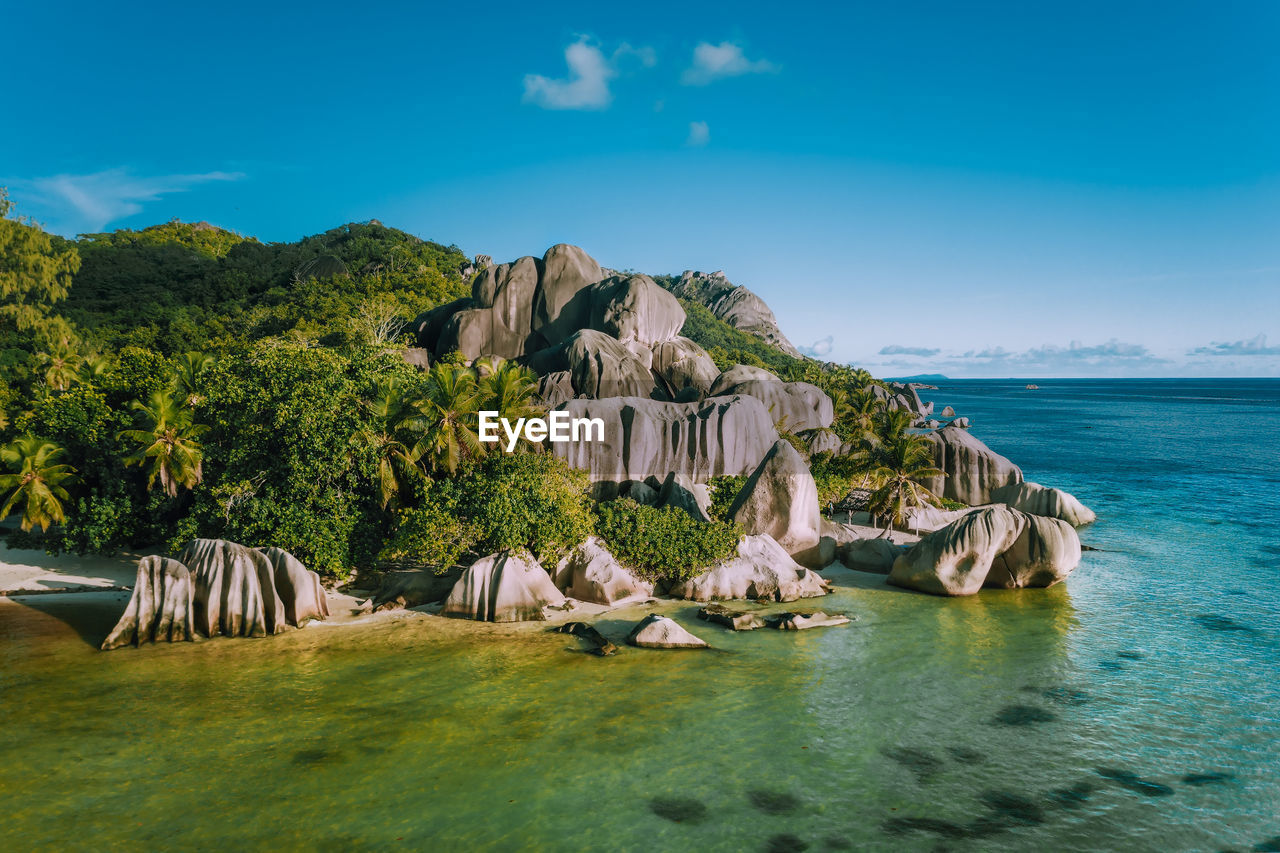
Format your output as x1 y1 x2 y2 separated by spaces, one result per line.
379 484 477 573
707 475 746 522
439 452 595 565
595 498 740 583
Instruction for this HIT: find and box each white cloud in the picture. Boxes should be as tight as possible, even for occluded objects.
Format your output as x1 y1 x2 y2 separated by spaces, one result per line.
15 168 244 234
681 41 778 85
880 345 941 357
800 335 833 357
523 38 622 110
686 120 710 147
1189 334 1280 356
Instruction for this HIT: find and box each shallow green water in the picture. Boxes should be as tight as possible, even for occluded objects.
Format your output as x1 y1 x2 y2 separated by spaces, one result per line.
4 379 1279 851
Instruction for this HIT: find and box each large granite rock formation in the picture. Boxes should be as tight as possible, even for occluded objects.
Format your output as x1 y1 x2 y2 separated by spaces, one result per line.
627 614 708 649
101 556 195 650
916 425 1024 506
532 243 603 345
551 395 780 486
992 481 1096 527
987 515 1082 589
589 274 685 349
670 270 802 357
104 541 330 648
729 439 822 565
670 535 830 602
708 364 780 395
179 538 287 638
527 329 657 398
837 538 906 574
442 551 566 621
887 507 1081 596
652 337 720 397
710 378 834 432
262 547 329 626
553 537 654 605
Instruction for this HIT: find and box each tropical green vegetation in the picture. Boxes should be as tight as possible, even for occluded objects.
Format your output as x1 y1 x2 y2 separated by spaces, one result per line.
595 498 741 583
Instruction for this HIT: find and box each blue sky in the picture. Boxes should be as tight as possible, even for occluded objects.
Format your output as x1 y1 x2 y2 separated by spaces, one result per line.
5 1 1278 376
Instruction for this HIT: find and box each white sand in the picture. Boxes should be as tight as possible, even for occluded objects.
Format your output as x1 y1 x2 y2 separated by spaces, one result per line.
0 541 154 594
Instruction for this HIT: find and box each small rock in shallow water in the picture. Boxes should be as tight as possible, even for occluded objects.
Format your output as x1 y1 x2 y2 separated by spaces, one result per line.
882 816 969 839
1047 781 1094 809
552 622 617 656
1181 772 1234 786
1095 767 1174 797
649 796 708 823
697 603 765 631
766 611 850 630
946 746 986 764
1098 660 1125 671
1195 614 1257 634
882 746 944 780
1255 837 1280 852
1043 686 1091 705
977 790 1045 826
765 834 809 853
627 614 708 649
1116 650 1145 660
992 705 1057 726
748 789 802 815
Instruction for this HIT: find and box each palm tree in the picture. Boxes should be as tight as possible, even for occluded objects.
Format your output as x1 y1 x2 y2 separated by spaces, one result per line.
0 436 77 532
478 361 542 422
39 340 82 391
119 390 208 497
366 377 425 508
170 351 214 408
414 364 482 475
75 353 111 386
866 429 944 535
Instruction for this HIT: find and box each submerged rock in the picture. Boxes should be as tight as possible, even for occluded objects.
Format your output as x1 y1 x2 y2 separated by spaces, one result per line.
443 551 566 622
696 603 766 631
671 535 830 602
993 481 1096 526
553 621 618 656
766 611 850 630
101 556 195 650
553 537 654 605
626 614 708 649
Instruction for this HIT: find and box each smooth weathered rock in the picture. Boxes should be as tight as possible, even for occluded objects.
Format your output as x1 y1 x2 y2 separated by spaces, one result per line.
101 556 195 650
656 472 711 521
261 547 329 625
951 416 971 428
413 296 473 350
372 567 463 611
887 507 1030 596
708 364 780 396
802 428 843 456
554 537 654 605
838 538 907 574
766 611 851 630
551 395 779 485
986 515 1082 589
696 603 766 631
537 370 576 406
729 440 822 564
532 244 603 346
671 270 802 357
651 336 719 396
589 274 685 348
671 535 830 602
442 551 566 621
941 406 956 418
993 481 1096 526
916 425 1023 506
711 379 834 432
528 329 656 398
400 347 432 370
626 614 708 649
179 538 285 638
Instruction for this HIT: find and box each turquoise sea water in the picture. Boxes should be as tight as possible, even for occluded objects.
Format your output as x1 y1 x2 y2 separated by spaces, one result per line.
2 379 1278 851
